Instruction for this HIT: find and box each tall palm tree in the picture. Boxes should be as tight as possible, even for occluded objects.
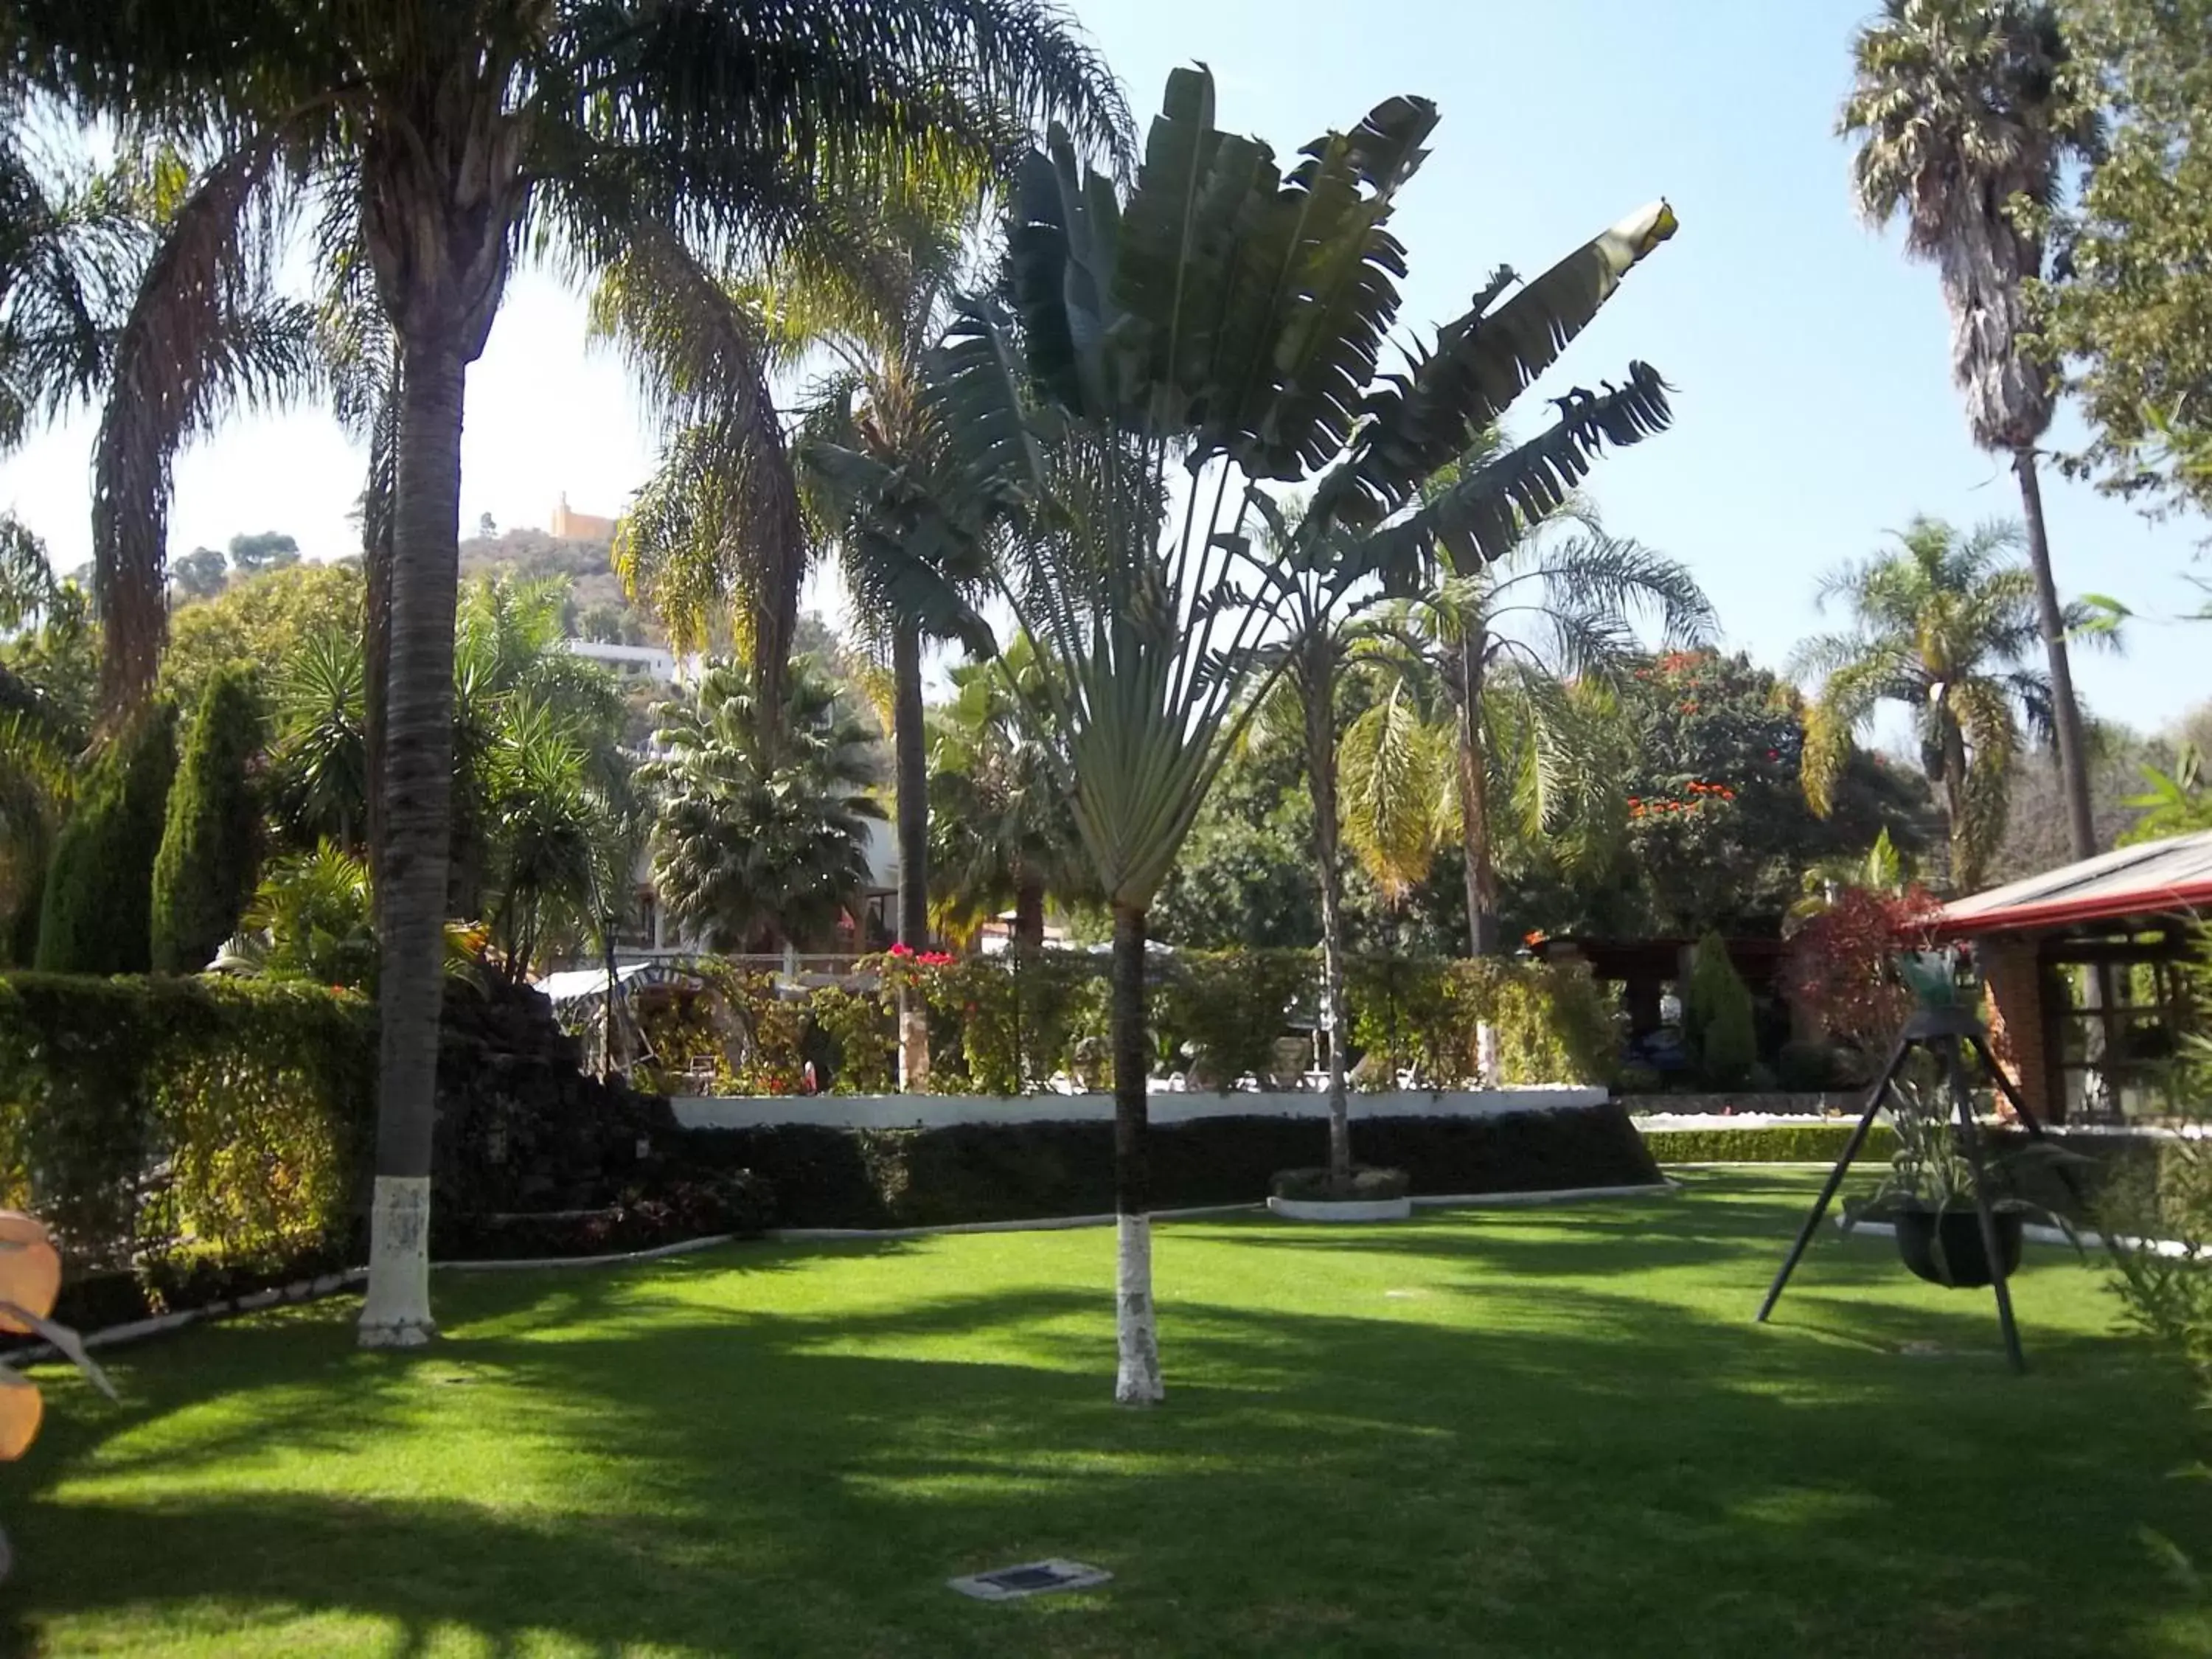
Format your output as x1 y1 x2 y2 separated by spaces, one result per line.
14 0 1125 1348
927 639 1085 950
1795 515 2107 892
1429 523 1712 955
877 69 1681 1402
1842 0 2106 859
614 188 1003 1079
638 658 882 951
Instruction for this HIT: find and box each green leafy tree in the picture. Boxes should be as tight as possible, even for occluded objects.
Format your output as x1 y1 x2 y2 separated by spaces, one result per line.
871 69 1680 1400
1797 516 2108 894
159 560 362 712
170 546 227 601
1599 649 1935 936
226 530 299 576
150 664 264 973
1842 0 2107 860
2038 0 2212 515
33 705 176 973
927 639 1086 949
15 0 1126 1349
639 659 883 950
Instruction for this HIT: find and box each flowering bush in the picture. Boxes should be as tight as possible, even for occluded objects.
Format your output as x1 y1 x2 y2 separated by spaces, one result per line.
1787 885 1944 1056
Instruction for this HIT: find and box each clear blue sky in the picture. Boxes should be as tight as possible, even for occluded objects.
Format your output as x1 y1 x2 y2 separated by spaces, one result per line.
0 0 2203 734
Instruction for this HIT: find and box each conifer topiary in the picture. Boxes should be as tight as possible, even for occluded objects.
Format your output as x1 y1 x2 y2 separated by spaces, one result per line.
34 704 178 973
152 665 265 973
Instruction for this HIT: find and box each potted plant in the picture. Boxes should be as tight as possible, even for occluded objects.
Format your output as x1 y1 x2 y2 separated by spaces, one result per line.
1851 1093 2023 1287
1848 1081 2079 1287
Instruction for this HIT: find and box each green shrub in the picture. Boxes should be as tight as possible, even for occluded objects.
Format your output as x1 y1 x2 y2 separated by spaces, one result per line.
0 974 375 1296
1640 1123 1899 1164
1684 931 1756 1089
34 706 177 973
1155 949 1313 1090
151 664 265 973
1345 956 1615 1087
808 984 896 1094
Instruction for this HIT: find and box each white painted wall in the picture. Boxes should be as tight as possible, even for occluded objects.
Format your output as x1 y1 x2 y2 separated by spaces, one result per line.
671 1085 1610 1131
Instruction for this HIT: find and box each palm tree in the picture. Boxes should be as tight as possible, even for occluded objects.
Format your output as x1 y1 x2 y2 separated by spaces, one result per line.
880 69 1681 1402
639 658 883 952
1795 515 2107 893
269 630 368 855
927 639 1085 949
15 0 1125 1348
1430 523 1712 955
1842 0 2106 859
614 188 1003 1082
480 696 614 983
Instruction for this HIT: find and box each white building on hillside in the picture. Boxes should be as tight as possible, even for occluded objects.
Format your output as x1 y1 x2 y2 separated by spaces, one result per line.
560 638 698 686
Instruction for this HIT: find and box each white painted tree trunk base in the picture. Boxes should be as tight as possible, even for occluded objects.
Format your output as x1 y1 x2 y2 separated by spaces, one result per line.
358 1175 437 1348
1114 1212 1163 1406
1476 1022 1501 1085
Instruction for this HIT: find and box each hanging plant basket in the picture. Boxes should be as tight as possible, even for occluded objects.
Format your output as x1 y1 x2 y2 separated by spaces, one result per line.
1893 1203 2023 1288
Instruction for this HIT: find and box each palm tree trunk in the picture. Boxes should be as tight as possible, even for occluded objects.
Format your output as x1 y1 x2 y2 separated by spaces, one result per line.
1013 872 1046 950
2014 450 2097 864
1303 650 1353 1192
1455 633 1501 956
891 618 930 1089
358 337 467 1349
1111 900 1161 1405
1938 716 1977 894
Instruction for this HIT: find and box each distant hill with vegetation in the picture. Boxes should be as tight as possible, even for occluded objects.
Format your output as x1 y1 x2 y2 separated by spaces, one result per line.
458 526 661 645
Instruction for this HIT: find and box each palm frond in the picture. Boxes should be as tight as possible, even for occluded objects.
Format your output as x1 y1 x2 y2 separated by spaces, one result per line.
91 133 313 713
1308 201 1678 532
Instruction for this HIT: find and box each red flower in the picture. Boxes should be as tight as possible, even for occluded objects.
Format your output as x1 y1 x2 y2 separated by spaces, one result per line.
1766 748 1780 762
888 942 913 958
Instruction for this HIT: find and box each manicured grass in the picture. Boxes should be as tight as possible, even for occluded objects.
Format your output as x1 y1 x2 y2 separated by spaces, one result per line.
4 1172 2208 1658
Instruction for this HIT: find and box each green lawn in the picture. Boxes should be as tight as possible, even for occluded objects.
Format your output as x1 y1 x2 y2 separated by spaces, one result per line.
4 1171 2208 1658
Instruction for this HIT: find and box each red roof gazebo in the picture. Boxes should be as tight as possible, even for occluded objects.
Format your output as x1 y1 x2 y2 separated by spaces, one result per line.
1935 830 2212 1124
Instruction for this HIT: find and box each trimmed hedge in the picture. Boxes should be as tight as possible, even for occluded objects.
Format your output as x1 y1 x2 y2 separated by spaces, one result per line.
673 1103 1661 1229
642 948 1621 1099
0 973 374 1313
1641 1121 2198 1234
1641 1123 1899 1166
0 971 734 1324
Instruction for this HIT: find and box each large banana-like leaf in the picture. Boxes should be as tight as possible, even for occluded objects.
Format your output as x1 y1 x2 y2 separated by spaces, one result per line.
1112 66 1277 433
1308 201 1678 534
1235 97 1433 480
926 296 1053 510
1343 361 1675 589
